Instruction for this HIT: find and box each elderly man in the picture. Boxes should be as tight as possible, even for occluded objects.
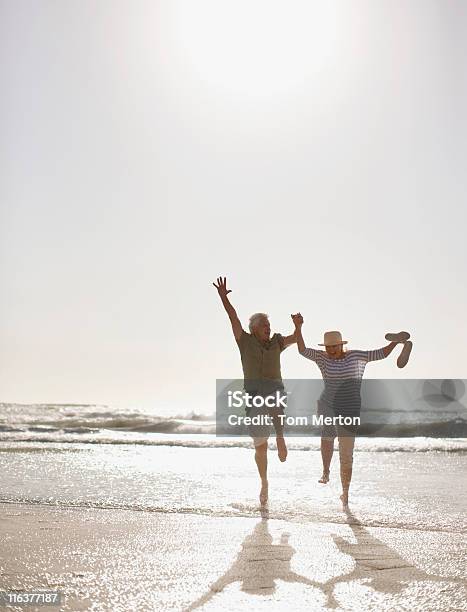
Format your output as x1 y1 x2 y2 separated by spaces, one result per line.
213 277 297 506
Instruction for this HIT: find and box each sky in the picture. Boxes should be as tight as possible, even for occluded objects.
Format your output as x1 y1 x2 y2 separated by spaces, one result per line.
1 0 466 414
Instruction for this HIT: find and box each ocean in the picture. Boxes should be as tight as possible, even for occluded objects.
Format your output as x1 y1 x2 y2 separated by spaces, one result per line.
1 402 466 535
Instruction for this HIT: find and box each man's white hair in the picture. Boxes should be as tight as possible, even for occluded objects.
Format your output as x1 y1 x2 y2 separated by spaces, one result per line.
248 312 269 333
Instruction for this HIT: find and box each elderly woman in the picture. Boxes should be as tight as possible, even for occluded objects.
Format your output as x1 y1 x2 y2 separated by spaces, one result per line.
213 277 297 506
291 313 412 507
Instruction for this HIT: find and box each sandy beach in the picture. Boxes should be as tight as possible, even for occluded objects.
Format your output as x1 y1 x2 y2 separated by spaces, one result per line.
1 409 466 611
1 439 467 612
1 501 466 611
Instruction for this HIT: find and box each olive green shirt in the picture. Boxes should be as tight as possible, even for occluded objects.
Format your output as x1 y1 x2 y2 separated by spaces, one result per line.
237 330 286 393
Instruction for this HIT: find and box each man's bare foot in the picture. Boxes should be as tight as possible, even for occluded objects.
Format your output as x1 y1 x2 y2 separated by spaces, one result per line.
260 480 268 506
318 472 330 484
340 493 349 508
276 437 287 462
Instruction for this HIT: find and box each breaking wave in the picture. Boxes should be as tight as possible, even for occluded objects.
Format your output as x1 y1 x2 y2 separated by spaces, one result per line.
1 403 466 452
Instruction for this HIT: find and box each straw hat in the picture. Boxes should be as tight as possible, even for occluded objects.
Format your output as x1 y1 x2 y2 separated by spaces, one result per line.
318 331 348 346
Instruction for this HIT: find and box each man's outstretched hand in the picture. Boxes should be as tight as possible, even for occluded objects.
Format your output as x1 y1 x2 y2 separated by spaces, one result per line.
291 312 304 328
213 276 232 299
213 276 242 340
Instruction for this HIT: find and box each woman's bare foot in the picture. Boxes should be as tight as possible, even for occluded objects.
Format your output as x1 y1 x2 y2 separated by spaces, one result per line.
276 437 287 462
318 471 330 484
340 492 349 508
260 480 269 506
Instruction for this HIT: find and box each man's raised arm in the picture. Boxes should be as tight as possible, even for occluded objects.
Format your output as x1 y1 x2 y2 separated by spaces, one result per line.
281 332 297 349
213 276 244 342
281 324 298 349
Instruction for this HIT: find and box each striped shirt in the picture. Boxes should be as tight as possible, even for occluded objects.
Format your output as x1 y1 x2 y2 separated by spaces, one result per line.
300 347 386 415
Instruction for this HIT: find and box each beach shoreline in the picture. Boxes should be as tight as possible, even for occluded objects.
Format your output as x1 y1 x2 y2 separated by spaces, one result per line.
1 441 466 610
1 501 466 611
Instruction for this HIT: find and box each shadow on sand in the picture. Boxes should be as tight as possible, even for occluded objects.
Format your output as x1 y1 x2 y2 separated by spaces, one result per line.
186 507 455 611
186 508 319 610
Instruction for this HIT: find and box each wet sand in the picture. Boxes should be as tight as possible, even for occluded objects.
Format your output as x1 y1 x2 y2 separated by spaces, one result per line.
1 502 466 611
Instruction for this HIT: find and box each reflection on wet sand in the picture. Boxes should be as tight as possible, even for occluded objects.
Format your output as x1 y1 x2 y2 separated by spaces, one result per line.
187 509 459 611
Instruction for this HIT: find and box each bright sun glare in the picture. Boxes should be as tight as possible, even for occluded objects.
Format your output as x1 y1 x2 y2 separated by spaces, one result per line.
173 0 342 98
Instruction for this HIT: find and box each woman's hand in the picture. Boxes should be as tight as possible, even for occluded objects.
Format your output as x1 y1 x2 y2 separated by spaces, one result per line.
291 312 304 328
